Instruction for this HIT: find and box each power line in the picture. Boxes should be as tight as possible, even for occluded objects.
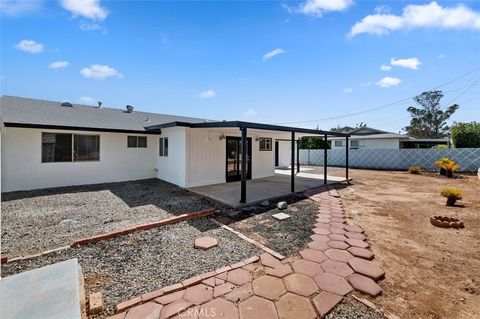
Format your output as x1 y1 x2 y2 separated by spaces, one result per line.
272 66 480 125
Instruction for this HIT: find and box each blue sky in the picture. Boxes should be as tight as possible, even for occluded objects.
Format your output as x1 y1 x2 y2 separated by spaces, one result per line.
1 0 479 132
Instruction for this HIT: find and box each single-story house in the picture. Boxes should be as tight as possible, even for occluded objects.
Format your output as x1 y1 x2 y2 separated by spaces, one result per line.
329 126 449 150
0 96 350 204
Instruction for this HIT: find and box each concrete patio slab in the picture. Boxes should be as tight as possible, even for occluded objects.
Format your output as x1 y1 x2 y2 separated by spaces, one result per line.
0 259 84 319
188 172 346 207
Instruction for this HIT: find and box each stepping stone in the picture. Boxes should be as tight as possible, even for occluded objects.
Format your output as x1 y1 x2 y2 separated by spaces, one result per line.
329 227 347 235
292 259 323 277
160 299 193 319
314 223 330 229
312 291 343 317
326 241 349 250
316 218 331 224
330 222 346 229
320 260 354 277
155 290 185 305
272 213 291 220
325 249 354 263
225 283 254 303
307 241 329 251
213 282 235 298
328 234 348 242
275 293 316 319
344 224 364 233
317 213 331 219
252 276 286 300
194 237 218 250
346 238 369 248
345 232 367 241
313 273 353 296
227 268 252 286
197 298 238 319
239 296 279 319
184 284 214 305
310 234 329 243
330 217 346 223
265 264 293 278
260 253 282 269
347 273 382 296
283 274 319 297
202 277 216 287
348 258 385 281
125 302 162 319
313 228 330 236
347 247 374 260
299 249 328 263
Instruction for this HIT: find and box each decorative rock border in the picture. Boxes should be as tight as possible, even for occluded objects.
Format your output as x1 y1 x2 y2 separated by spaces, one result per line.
430 216 465 229
109 186 385 319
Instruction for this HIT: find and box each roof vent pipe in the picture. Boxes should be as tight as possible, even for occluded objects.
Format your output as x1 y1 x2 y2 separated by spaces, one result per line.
126 105 134 113
61 102 73 107
97 101 103 108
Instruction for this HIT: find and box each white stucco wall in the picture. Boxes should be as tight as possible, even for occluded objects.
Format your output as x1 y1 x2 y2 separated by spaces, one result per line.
276 140 295 167
1 127 157 192
156 127 188 187
331 138 400 150
185 128 278 188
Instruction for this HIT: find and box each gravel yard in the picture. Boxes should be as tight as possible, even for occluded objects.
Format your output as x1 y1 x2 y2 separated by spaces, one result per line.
1 179 223 257
1 217 261 315
215 194 319 257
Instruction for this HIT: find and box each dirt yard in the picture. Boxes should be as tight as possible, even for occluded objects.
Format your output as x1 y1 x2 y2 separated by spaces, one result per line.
339 169 480 319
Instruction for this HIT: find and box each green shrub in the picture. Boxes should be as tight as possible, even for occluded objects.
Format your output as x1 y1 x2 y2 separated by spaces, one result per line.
408 166 421 174
451 122 480 148
441 187 463 206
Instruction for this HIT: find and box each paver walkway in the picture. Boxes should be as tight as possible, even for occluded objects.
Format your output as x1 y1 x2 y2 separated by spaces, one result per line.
108 187 384 319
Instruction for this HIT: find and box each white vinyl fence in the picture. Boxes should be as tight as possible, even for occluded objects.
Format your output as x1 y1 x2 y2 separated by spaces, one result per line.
299 148 480 172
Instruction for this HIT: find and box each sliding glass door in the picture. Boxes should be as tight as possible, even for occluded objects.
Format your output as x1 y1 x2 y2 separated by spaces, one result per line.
226 137 252 182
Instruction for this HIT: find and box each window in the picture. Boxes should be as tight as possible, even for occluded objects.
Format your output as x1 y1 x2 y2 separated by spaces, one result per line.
127 136 147 148
74 135 100 161
42 133 99 162
159 137 168 157
42 133 72 162
350 140 359 148
259 138 272 151
334 140 343 147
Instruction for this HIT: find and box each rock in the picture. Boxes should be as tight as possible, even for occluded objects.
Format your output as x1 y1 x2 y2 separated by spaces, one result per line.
260 200 270 207
272 213 291 220
277 201 287 210
194 237 218 250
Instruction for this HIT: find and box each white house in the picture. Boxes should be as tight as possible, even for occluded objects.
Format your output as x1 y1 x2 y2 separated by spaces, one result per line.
329 127 449 150
0 96 349 203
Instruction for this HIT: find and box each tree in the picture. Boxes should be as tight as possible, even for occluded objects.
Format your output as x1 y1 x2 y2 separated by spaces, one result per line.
404 90 459 138
298 136 330 149
451 122 480 148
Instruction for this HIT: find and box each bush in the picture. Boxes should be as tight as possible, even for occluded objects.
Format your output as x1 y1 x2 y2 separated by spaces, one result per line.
441 187 463 206
434 157 459 178
408 166 421 174
451 122 480 148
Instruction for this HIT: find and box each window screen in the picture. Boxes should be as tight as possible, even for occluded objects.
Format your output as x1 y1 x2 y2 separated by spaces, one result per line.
42 133 73 163
74 135 100 161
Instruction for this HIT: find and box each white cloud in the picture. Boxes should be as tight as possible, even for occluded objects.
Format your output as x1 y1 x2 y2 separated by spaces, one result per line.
391 57 421 70
380 64 392 71
360 82 372 87
350 1 480 37
79 22 106 33
60 0 108 21
14 39 44 53
438 53 446 59
244 108 257 116
343 88 353 93
199 90 216 99
49 61 69 69
78 96 96 105
376 76 402 88
1 0 43 15
292 0 353 17
80 64 123 79
262 48 286 61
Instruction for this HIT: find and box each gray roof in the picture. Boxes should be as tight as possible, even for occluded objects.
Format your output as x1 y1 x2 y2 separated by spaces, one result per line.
329 133 409 140
0 95 208 133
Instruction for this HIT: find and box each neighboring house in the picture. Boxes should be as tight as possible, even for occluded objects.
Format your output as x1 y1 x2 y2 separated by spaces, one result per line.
329 126 449 150
0 96 348 195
